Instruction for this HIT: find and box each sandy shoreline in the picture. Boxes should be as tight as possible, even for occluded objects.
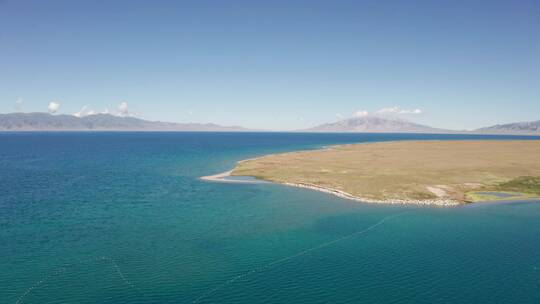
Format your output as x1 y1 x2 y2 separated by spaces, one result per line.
200 155 268 183
200 170 260 184
201 169 461 206
200 170 233 181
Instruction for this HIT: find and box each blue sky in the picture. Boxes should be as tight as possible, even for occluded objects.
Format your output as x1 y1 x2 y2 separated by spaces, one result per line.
1 0 539 130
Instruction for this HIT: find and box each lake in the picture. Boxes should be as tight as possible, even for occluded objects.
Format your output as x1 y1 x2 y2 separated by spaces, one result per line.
1 132 539 304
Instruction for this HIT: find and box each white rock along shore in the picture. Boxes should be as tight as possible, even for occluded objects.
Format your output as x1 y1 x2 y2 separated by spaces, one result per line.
283 182 461 207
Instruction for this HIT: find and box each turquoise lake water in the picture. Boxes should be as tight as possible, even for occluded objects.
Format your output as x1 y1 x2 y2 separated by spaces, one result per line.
1 132 540 304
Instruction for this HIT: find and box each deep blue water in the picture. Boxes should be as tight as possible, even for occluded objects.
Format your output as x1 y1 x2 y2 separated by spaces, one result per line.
1 132 540 304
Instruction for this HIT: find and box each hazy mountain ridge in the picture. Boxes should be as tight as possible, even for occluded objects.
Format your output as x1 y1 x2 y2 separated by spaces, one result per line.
475 120 540 134
304 116 451 133
0 113 252 131
2 112 540 134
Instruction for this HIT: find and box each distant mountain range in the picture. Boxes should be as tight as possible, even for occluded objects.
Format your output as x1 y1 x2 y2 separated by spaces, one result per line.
0 113 252 131
304 116 540 135
303 116 452 133
475 120 540 134
1 112 539 134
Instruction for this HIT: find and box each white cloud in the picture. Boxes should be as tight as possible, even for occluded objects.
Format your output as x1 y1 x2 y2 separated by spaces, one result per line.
335 113 343 120
117 102 129 117
72 102 137 118
15 98 23 112
376 106 422 115
73 105 96 117
48 101 61 114
73 105 116 118
353 110 369 117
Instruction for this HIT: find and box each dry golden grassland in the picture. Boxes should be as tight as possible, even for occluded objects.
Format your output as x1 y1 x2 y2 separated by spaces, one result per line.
231 140 540 203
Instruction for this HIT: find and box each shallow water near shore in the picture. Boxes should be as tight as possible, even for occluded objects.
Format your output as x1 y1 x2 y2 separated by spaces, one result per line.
476 191 517 198
1 132 540 304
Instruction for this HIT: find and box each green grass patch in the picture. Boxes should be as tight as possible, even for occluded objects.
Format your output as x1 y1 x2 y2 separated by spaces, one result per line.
465 191 529 202
491 176 540 195
467 176 540 202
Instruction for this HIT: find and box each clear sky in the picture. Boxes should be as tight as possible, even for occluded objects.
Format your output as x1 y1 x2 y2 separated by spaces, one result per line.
1 0 539 130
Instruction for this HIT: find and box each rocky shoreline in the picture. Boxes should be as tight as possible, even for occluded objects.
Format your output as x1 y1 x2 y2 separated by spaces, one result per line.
283 182 461 207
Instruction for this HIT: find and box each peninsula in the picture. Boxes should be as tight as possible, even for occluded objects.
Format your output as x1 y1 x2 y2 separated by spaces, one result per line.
223 140 540 206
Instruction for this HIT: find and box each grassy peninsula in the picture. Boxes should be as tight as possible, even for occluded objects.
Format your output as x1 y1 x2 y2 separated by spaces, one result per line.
230 140 540 205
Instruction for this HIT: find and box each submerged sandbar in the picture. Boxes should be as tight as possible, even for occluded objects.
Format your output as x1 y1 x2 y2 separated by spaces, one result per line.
229 140 540 206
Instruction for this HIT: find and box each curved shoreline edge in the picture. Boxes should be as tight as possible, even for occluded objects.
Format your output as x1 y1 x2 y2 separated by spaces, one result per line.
205 140 540 207
200 170 233 182
200 143 463 206
200 155 268 183
200 170 261 184
201 168 461 206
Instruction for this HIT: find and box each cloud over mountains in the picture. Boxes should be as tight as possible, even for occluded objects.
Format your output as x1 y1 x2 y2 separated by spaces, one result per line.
351 106 423 118
376 106 422 115
73 102 135 118
48 101 60 114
